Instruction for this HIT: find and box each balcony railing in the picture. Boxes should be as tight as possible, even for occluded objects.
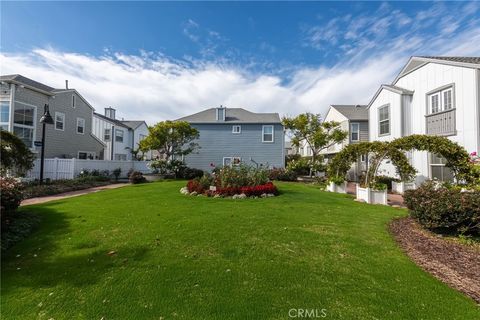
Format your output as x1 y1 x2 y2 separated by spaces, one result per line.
426 108 456 136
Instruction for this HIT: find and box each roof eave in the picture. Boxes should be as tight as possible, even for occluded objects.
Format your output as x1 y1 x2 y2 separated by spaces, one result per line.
3 79 55 96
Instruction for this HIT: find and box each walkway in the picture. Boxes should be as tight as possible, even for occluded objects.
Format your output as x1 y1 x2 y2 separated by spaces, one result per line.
346 182 405 207
21 183 129 206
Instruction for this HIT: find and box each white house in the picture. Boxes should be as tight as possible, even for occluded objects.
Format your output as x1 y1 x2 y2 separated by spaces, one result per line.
320 105 369 181
92 107 151 160
368 56 480 184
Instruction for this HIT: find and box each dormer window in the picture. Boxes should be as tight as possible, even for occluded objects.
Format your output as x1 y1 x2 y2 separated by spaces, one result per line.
216 107 225 121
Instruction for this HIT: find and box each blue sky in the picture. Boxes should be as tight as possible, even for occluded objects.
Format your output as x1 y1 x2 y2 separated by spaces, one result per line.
1 1 479 122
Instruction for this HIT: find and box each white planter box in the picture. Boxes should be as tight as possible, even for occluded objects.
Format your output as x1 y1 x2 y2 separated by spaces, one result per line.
356 184 388 205
327 181 347 193
391 181 416 194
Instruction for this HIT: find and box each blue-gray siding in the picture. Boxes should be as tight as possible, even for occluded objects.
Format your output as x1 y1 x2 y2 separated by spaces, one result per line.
184 123 284 171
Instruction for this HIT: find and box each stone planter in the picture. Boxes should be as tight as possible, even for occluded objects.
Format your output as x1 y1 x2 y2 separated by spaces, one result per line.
327 181 347 193
391 181 416 194
356 184 387 205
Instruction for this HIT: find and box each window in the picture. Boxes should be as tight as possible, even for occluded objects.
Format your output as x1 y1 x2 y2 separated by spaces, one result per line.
78 151 95 160
0 101 9 130
55 112 65 131
115 129 124 142
232 125 241 134
428 86 454 114
262 125 274 142
72 95 76 108
76 118 85 134
360 154 366 162
104 128 111 141
223 157 241 167
378 105 390 136
114 154 127 161
13 103 36 147
430 153 454 182
350 122 360 141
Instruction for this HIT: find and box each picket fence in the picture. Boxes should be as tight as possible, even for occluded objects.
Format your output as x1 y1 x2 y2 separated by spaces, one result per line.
26 158 152 180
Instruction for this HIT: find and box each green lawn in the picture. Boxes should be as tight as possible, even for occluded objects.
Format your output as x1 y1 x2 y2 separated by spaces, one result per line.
2 181 479 319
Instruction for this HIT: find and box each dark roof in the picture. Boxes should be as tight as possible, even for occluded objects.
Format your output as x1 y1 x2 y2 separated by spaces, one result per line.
330 105 368 121
0 74 55 93
121 120 146 130
418 56 480 65
177 108 281 124
94 112 131 129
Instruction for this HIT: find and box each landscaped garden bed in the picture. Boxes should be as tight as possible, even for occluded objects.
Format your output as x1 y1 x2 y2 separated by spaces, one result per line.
181 164 279 198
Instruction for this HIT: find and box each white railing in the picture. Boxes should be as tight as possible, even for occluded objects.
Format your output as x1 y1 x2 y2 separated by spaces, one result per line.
426 109 456 136
26 158 153 180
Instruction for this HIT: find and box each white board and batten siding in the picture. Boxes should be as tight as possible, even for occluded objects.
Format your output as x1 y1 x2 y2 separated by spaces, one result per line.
26 159 152 180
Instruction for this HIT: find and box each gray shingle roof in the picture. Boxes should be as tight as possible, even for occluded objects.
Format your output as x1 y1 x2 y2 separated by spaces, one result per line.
419 56 480 65
177 108 281 124
121 120 146 130
0 74 54 93
330 105 368 121
94 112 131 129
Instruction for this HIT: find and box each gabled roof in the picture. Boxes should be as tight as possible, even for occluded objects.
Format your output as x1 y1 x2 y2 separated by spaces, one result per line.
367 84 413 109
93 112 131 129
0 74 55 95
52 89 95 110
121 120 147 130
330 105 368 121
393 56 480 84
177 108 281 124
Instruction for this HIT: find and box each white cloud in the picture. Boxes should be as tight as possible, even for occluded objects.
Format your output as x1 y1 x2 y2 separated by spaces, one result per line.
1 3 479 125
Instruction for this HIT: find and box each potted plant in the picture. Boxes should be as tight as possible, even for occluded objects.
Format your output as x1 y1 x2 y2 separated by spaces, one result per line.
356 181 388 205
326 176 347 193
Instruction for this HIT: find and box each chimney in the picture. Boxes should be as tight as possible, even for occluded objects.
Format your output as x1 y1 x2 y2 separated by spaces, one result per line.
65 80 69 89
216 105 226 121
105 107 116 120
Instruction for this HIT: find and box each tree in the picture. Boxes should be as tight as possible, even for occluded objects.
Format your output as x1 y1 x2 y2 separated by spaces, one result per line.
139 121 200 162
0 130 35 176
283 113 348 176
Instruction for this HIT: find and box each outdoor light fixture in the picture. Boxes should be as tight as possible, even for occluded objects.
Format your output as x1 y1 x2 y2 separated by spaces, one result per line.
39 104 54 184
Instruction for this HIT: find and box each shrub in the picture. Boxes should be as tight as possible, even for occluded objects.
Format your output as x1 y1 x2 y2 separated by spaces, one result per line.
269 168 298 181
129 171 147 184
0 177 24 219
376 175 399 191
216 164 269 188
179 167 204 180
240 182 278 197
187 179 205 193
112 168 122 181
286 158 310 175
404 180 480 235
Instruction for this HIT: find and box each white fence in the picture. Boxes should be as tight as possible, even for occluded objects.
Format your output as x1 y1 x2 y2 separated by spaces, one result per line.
26 158 152 180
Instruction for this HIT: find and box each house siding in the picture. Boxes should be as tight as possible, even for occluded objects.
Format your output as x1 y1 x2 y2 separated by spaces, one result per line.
92 115 132 160
7 85 104 159
183 123 284 171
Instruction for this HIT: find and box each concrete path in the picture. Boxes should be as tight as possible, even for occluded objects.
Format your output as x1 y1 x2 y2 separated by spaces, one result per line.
346 182 406 207
21 183 129 206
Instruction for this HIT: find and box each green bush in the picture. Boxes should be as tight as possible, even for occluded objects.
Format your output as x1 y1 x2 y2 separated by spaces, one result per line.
216 164 269 188
269 168 298 181
376 175 399 191
0 177 24 220
129 171 147 184
179 167 204 180
286 158 310 176
404 181 480 235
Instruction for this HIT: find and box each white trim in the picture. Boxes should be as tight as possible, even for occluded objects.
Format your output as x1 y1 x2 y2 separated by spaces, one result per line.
55 112 65 131
76 117 85 135
262 125 274 143
378 104 390 136
232 125 241 134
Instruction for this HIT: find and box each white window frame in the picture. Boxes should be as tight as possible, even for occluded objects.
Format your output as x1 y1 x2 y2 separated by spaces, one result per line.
427 84 455 115
12 101 37 148
0 101 10 131
360 154 366 162
378 105 390 136
262 125 274 143
76 117 85 134
223 156 241 167
114 153 127 161
232 125 241 134
104 128 111 141
55 112 65 131
430 153 454 182
115 129 124 142
350 122 360 141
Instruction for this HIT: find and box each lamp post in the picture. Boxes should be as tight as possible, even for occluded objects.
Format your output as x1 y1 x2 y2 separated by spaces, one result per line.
39 104 54 184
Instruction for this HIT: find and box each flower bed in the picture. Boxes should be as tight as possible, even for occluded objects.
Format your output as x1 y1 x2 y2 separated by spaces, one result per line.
181 164 278 198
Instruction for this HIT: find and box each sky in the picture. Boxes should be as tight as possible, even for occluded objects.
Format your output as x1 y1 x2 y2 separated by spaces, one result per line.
1 1 479 124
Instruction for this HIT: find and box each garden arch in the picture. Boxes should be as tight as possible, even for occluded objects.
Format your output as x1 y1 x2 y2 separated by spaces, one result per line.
327 141 416 187
389 135 476 184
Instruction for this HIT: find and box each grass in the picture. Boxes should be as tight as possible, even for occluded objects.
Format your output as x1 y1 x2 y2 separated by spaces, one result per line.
1 181 479 319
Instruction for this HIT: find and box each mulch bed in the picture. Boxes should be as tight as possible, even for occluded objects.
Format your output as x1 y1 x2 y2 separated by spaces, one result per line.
390 217 480 303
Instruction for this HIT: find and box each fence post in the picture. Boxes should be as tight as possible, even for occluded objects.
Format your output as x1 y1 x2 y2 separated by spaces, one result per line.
71 158 76 179
54 158 59 180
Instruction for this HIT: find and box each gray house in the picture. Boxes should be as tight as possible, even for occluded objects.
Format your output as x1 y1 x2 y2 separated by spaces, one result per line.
0 74 105 159
177 107 285 171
